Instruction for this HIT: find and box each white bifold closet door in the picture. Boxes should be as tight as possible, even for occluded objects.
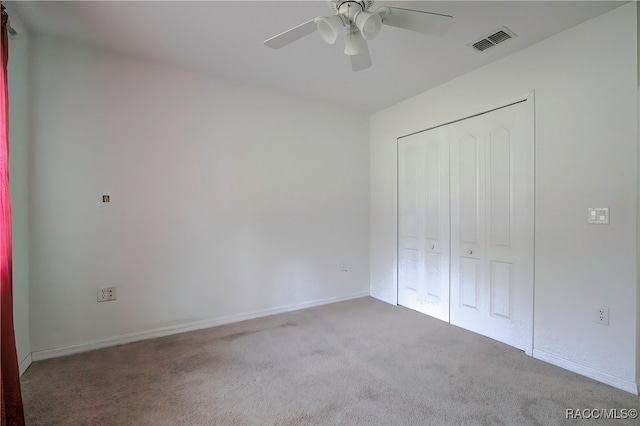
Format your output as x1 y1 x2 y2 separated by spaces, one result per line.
450 102 533 353
398 100 533 353
398 126 450 322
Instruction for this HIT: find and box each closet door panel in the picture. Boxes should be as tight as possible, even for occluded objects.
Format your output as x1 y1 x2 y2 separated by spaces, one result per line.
483 103 534 352
450 101 533 352
398 140 424 313
450 127 485 328
398 126 450 321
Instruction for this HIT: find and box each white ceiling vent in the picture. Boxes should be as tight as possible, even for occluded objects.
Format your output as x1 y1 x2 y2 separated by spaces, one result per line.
470 27 516 52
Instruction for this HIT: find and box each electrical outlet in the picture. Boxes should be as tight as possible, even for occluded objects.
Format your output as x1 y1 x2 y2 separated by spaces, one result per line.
596 306 609 326
97 287 117 302
107 286 117 301
97 287 108 302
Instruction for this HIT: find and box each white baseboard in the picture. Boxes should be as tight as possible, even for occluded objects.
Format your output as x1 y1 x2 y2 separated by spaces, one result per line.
533 349 638 395
370 292 396 305
19 353 32 375
31 291 370 362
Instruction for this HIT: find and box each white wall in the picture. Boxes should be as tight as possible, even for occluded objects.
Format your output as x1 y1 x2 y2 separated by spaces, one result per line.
637 0 640 390
371 3 638 393
29 36 370 355
6 3 31 373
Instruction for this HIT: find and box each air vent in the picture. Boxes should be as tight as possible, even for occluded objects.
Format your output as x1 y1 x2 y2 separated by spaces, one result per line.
472 39 494 52
469 27 517 53
488 30 511 44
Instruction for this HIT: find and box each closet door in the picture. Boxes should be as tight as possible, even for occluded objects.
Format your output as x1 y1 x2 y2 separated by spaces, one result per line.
398 126 450 322
450 102 533 352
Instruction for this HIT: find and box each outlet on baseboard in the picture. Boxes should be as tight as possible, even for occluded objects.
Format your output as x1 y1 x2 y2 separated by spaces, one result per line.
97 287 117 302
596 306 609 326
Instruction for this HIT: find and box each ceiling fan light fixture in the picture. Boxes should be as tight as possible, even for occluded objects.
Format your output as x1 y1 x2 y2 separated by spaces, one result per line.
315 15 344 45
344 30 367 56
354 11 382 40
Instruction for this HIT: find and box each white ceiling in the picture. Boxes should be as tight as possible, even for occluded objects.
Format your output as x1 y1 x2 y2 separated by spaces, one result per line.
9 1 625 113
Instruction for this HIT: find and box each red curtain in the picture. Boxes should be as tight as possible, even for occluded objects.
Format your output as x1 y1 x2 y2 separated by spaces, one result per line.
0 3 25 425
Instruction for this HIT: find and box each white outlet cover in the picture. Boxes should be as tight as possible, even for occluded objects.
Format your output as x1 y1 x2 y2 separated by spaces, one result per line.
97 287 109 302
596 306 610 326
98 286 117 302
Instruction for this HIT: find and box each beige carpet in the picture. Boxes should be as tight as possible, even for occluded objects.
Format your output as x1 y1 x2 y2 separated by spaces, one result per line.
21 297 638 425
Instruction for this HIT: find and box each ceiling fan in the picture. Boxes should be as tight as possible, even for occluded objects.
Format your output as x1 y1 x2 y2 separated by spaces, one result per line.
264 1 453 71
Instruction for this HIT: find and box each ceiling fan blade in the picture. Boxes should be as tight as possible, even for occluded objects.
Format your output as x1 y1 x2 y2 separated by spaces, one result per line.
350 41 371 72
264 19 318 49
378 7 453 36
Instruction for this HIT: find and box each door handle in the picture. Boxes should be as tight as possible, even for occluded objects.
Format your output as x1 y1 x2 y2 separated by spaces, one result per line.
468 249 473 255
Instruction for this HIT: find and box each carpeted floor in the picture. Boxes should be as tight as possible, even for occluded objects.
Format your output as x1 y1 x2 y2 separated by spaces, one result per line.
21 297 639 425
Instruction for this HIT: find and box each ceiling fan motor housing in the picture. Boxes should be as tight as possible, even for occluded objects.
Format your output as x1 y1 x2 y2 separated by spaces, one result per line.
326 0 382 41
329 1 374 14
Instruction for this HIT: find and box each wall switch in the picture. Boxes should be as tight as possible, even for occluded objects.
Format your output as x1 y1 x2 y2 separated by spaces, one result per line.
596 306 609 326
97 286 117 302
587 207 609 224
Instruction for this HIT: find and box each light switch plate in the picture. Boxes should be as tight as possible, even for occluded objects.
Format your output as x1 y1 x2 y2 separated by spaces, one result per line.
587 207 609 224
